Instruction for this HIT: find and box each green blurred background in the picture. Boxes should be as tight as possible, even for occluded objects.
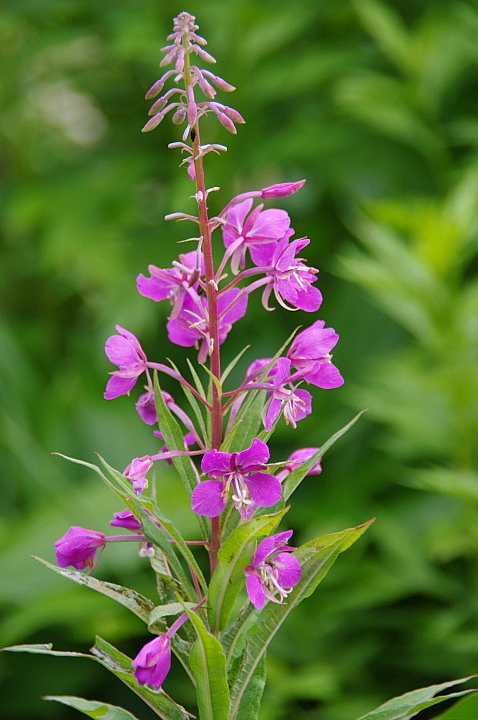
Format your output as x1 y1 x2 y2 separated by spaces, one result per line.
2 0 478 718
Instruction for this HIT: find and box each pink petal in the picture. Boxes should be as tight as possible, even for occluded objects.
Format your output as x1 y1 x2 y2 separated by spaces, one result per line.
237 438 270 468
253 531 293 566
191 480 226 517
201 449 232 476
275 552 302 588
104 374 137 399
246 473 281 508
245 571 267 609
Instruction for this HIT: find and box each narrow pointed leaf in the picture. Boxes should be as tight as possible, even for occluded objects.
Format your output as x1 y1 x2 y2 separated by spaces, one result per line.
44 695 140 720
1 643 90 659
92 635 193 720
149 602 197 633
228 520 373 720
187 611 230 720
208 509 287 633
283 410 367 501
32 556 154 623
234 653 266 720
2 640 192 720
128 499 207 600
355 676 476 720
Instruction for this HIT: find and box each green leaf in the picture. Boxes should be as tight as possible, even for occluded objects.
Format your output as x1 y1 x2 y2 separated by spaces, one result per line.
282 410 366 501
55 453 131 502
44 695 140 720
131 501 207 601
149 603 197 633
1 643 90 659
153 373 209 540
228 520 373 720
352 0 410 71
208 509 287 633
187 611 230 720
222 388 267 454
2 640 192 719
355 676 476 720
91 636 193 720
434 691 478 720
32 556 155 623
234 654 266 720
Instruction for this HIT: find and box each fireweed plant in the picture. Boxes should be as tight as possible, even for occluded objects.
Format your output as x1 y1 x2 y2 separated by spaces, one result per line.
4 12 476 720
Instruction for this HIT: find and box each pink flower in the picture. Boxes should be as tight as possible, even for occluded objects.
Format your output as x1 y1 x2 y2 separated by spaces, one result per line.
132 635 171 689
287 320 344 388
285 448 322 475
110 510 142 531
136 250 204 318
104 326 148 400
222 199 292 273
260 237 322 312
166 287 248 362
261 180 306 198
191 438 281 520
262 357 312 431
124 456 153 496
245 531 301 609
54 526 106 570
135 391 157 425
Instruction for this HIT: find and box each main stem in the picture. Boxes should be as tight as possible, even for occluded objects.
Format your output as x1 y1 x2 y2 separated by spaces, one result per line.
184 52 222 574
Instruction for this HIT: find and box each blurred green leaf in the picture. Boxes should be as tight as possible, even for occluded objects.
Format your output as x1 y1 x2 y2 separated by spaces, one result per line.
44 695 140 720
355 676 476 720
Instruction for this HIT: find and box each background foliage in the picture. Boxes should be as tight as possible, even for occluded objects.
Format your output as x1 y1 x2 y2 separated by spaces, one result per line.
1 0 478 718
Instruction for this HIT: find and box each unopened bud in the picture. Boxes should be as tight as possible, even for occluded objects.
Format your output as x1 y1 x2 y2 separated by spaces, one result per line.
261 180 306 199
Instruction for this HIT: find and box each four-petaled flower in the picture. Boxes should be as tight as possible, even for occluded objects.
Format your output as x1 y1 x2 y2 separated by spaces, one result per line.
245 530 301 609
132 634 171 690
54 526 106 570
262 357 312 431
166 287 248 362
137 250 204 318
287 320 344 388
261 237 322 312
191 438 281 520
104 325 148 400
222 198 292 274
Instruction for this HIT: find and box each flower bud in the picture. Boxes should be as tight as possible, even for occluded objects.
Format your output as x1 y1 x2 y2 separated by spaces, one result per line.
132 635 171 689
261 180 306 198
54 526 106 570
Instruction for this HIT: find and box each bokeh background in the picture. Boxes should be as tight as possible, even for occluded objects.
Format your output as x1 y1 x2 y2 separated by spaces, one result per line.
2 0 478 718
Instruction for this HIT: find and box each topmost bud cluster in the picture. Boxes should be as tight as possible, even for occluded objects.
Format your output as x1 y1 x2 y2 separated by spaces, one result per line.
142 11 243 137
160 12 215 73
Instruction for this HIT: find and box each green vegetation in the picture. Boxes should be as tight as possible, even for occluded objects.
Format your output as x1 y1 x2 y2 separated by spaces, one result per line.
1 1 478 718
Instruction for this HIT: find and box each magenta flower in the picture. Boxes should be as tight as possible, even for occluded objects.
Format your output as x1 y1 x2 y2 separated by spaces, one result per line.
222 198 292 273
132 634 171 690
262 357 312 431
191 438 281 520
136 390 157 425
260 237 322 312
285 448 322 475
136 250 204 318
104 326 148 400
166 287 248 362
110 510 142 531
261 180 306 199
245 530 301 609
287 320 344 388
124 455 153 496
54 526 106 570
